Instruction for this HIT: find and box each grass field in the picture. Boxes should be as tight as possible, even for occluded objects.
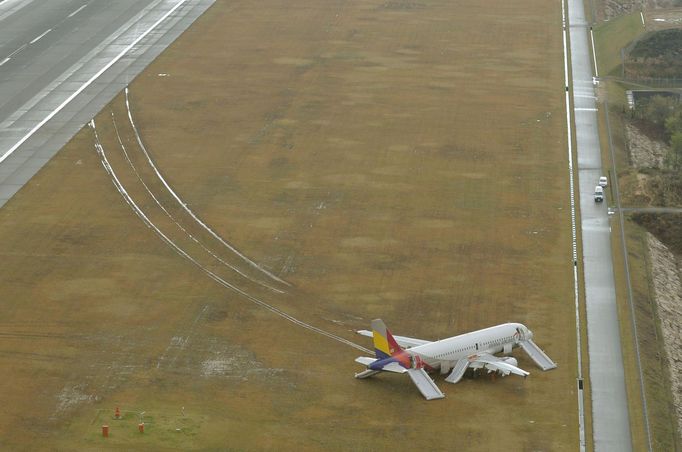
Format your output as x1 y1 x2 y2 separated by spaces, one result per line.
0 0 578 449
593 11 645 77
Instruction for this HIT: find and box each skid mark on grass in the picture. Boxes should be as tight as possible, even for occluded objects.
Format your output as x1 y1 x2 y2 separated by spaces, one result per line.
110 111 285 294
55 384 98 415
124 88 290 287
156 305 208 369
91 120 371 355
200 339 284 380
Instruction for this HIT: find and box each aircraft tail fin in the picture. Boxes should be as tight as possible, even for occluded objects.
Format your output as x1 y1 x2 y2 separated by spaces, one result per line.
371 319 405 360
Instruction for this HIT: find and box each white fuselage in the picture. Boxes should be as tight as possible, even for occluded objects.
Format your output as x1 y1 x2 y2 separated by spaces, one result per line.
406 323 532 372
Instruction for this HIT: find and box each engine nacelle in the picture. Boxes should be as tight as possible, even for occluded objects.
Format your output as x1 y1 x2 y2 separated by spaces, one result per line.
502 357 518 367
482 357 518 376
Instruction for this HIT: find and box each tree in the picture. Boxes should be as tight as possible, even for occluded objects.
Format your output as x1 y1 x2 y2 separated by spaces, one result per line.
665 132 682 171
639 95 679 126
664 110 682 138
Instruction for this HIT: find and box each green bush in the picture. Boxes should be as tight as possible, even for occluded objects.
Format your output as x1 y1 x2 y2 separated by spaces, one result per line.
666 132 682 171
633 96 682 171
633 95 679 127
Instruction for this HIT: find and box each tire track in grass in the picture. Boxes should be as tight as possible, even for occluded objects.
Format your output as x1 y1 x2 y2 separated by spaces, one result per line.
91 119 371 354
110 111 285 294
124 87 290 287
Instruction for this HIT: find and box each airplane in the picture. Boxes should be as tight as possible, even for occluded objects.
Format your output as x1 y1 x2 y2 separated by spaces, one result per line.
354 319 557 400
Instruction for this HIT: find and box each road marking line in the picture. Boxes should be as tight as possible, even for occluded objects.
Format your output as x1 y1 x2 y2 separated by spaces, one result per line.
0 0 189 165
561 0 586 449
575 107 598 111
590 28 598 78
68 4 87 18
0 57 9 66
30 28 51 44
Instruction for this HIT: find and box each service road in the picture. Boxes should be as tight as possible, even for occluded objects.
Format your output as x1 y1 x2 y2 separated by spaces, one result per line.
566 0 633 449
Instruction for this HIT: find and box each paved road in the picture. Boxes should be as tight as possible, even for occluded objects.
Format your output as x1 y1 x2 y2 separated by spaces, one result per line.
566 0 633 450
0 0 214 207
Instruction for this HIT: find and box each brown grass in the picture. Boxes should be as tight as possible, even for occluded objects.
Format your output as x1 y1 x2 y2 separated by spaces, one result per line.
0 0 578 449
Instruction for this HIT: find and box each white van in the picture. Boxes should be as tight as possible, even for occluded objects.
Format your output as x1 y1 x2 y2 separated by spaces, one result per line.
594 186 604 202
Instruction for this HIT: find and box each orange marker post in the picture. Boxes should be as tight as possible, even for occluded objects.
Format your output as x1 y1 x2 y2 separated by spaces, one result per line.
138 422 145 433
114 407 121 419
102 425 109 437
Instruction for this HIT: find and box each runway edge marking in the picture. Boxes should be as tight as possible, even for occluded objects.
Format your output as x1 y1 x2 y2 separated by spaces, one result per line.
561 0 587 450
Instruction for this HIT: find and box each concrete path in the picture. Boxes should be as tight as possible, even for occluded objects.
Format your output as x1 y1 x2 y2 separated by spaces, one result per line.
0 0 215 207
566 0 633 449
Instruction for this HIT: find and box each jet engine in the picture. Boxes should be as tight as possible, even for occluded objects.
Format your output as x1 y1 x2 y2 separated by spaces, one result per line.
477 357 519 377
501 357 518 367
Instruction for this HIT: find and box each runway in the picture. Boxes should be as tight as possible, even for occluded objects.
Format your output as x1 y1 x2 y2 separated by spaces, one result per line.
0 0 215 207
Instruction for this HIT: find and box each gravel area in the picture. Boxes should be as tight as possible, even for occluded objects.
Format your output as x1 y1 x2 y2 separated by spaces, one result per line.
626 123 668 168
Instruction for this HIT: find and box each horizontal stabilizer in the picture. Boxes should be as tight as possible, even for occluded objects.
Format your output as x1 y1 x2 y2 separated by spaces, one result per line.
519 339 557 371
357 330 431 349
445 359 470 384
407 368 445 400
355 356 377 366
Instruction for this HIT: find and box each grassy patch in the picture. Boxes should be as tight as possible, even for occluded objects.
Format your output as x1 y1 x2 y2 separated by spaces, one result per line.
594 12 645 77
0 0 578 449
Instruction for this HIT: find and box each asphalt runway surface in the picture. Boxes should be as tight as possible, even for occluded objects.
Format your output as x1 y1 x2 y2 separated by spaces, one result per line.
0 0 215 207
566 0 633 449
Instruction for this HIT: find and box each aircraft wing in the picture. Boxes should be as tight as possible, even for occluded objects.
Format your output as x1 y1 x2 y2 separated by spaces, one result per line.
472 353 529 377
356 330 431 348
